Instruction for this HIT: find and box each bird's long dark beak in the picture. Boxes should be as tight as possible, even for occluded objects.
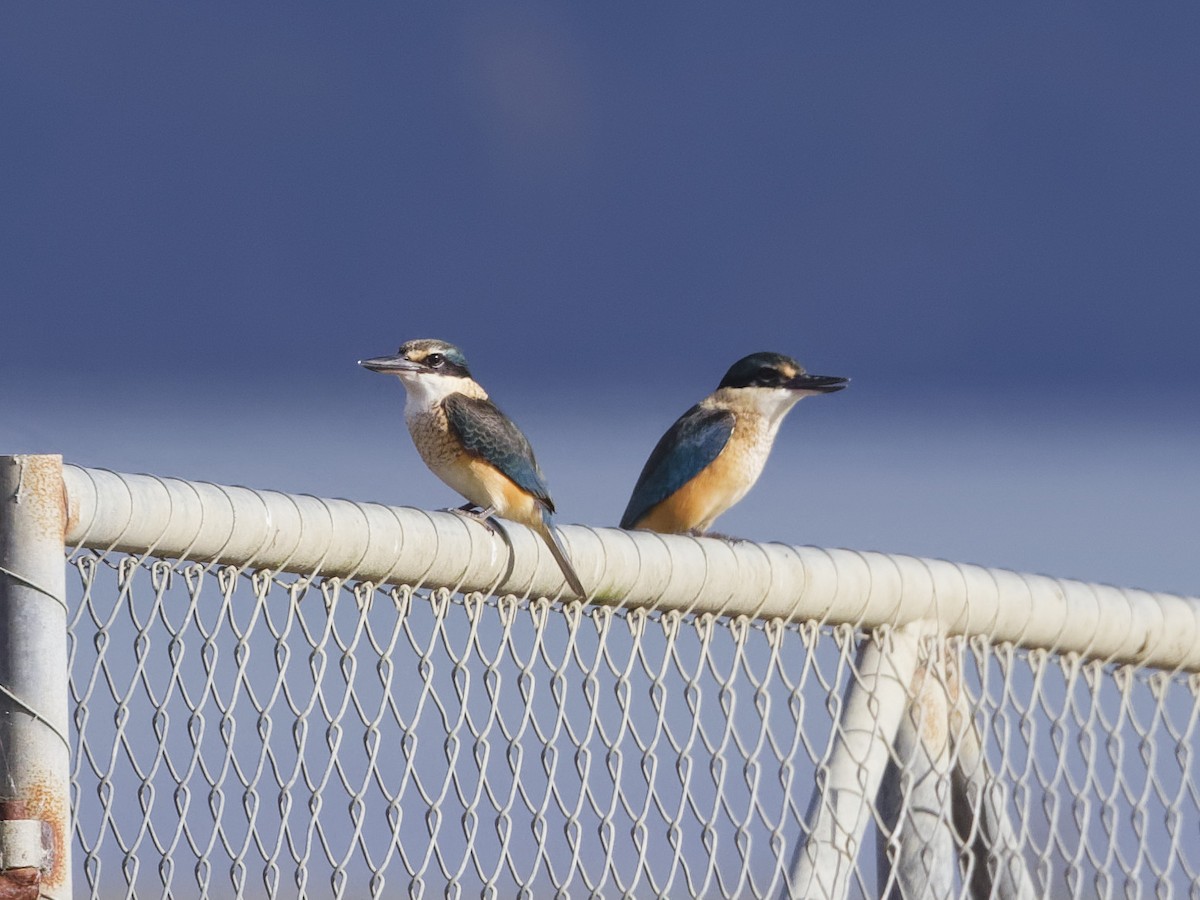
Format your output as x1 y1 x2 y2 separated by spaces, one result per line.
359 354 422 374
788 372 849 393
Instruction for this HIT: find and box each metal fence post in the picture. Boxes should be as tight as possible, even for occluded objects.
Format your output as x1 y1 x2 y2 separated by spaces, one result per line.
876 642 958 899
785 622 930 900
0 455 71 898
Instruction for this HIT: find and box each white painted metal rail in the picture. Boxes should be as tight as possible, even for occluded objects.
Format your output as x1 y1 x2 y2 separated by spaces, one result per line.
63 463 1200 672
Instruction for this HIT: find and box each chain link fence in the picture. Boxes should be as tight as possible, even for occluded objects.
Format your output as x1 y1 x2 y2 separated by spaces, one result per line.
66 554 1200 898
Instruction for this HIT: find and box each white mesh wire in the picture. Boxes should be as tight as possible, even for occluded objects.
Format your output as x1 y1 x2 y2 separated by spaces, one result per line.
65 549 1200 898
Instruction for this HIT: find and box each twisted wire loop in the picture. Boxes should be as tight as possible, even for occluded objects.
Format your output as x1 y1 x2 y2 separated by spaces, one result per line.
55 469 1200 898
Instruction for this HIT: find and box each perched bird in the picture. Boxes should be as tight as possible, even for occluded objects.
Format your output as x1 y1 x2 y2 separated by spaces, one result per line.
359 339 587 597
620 352 847 534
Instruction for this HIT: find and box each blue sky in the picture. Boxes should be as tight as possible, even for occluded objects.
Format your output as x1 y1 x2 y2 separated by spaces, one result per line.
3 4 1197 594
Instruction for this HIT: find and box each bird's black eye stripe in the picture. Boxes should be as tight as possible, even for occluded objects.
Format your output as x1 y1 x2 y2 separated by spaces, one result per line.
754 366 781 386
426 353 444 368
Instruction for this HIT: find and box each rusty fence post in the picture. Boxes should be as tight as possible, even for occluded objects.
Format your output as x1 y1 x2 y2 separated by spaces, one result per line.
0 456 70 899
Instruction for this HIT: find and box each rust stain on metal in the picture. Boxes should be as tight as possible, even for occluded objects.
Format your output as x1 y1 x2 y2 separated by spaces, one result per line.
0 867 39 900
61 477 79 545
911 663 950 754
16 776 67 891
0 799 43 900
0 801 28 821
6 457 65 544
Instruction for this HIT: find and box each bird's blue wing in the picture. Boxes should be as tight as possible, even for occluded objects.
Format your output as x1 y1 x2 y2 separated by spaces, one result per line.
620 405 734 529
443 393 555 512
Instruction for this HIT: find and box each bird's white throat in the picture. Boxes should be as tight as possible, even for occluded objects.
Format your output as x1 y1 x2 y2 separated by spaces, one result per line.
715 385 805 426
394 372 485 420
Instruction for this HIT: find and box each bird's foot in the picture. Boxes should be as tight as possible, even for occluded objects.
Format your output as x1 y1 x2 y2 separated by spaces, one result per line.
691 529 748 543
444 504 501 534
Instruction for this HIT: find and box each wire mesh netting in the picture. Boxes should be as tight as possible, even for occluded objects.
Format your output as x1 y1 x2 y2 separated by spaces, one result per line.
66 551 1200 898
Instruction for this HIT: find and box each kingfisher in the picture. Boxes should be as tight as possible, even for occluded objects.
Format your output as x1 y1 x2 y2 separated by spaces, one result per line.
620 352 847 534
359 339 587 598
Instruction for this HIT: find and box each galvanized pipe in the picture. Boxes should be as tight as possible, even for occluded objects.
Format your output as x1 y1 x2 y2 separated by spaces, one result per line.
951 679 1038 899
0 456 71 898
786 622 929 899
62 464 1200 672
876 647 958 900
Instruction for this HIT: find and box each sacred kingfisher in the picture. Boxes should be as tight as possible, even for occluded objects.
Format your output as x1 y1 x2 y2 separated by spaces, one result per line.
620 351 847 534
359 339 587 598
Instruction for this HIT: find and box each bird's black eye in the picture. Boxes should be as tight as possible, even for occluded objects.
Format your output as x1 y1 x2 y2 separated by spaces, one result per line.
426 353 444 368
755 366 779 385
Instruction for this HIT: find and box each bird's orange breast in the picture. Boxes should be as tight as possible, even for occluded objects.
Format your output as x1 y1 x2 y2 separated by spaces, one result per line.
407 410 543 526
633 438 757 533
462 456 542 527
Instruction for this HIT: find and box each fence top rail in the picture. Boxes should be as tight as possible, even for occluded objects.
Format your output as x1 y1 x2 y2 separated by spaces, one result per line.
50 459 1200 672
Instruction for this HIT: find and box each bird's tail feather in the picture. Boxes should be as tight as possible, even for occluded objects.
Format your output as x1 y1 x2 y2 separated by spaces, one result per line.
533 518 587 599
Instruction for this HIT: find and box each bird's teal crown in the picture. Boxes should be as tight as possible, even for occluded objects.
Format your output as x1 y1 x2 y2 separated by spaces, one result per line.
717 352 804 389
